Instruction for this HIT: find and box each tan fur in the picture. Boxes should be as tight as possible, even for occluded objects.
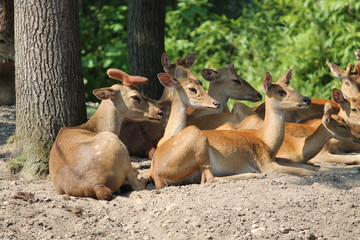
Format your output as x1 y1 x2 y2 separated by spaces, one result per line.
188 64 261 122
119 53 199 158
253 98 339 123
277 103 360 163
328 58 360 98
150 71 318 189
49 71 162 200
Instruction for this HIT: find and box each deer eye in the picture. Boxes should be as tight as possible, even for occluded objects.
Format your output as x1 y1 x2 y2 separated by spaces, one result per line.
278 90 287 97
339 124 347 129
189 87 197 93
351 108 357 113
131 95 142 104
345 81 350 86
233 79 242 85
0 39 6 44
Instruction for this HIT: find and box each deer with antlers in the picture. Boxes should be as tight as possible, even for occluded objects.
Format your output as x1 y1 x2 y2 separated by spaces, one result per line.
149 70 319 189
120 53 261 157
49 69 163 200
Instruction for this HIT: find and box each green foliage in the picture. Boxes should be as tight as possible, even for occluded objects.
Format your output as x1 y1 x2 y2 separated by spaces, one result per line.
165 0 360 107
80 0 360 107
80 1 128 102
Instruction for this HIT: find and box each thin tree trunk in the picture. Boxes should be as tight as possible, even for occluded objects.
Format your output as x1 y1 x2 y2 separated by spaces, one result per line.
127 0 165 100
14 0 87 178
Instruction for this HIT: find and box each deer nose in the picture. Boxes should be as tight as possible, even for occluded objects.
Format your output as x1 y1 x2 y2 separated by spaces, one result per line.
303 97 311 105
213 102 220 109
158 110 163 117
257 93 262 100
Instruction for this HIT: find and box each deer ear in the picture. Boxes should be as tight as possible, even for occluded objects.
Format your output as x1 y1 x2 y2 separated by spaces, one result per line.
201 69 218 82
161 53 173 73
184 52 197 68
322 102 332 124
157 73 179 88
93 88 116 100
332 88 345 104
262 72 272 92
277 69 292 85
327 62 345 78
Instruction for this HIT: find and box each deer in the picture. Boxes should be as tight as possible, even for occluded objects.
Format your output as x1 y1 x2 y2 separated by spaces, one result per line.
49 69 163 200
118 53 199 158
150 70 319 189
304 88 360 165
119 53 261 157
276 102 360 164
187 64 262 122
327 51 360 98
0 27 15 105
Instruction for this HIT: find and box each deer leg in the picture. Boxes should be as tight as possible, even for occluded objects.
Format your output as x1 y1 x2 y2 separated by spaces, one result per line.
308 152 360 165
214 173 263 181
93 185 113 201
126 168 146 191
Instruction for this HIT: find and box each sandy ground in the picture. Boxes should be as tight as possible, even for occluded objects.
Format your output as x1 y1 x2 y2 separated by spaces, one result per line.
0 105 360 240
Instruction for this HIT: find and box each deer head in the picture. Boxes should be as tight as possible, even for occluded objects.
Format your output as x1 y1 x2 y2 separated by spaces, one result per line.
332 88 360 125
327 61 360 98
96 69 163 121
322 102 360 143
201 64 262 102
157 67 220 110
262 70 311 110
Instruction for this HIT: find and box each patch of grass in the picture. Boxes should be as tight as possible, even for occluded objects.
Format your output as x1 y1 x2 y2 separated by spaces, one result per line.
7 157 27 174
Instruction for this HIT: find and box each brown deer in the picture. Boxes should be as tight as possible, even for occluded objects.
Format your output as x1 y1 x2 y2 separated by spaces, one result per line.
150 70 318 189
276 102 360 164
328 55 360 98
187 64 262 122
306 88 360 165
120 54 261 157
118 53 198 158
49 69 163 200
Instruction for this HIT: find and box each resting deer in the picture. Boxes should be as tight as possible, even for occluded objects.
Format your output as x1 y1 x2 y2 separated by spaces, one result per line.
0 27 15 105
49 69 163 200
120 54 261 157
118 53 198 158
187 64 262 122
276 102 360 164
306 89 360 165
150 70 318 189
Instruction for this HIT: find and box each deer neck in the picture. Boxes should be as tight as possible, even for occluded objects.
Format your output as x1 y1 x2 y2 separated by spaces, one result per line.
258 99 286 156
80 100 123 135
301 124 333 161
160 89 188 144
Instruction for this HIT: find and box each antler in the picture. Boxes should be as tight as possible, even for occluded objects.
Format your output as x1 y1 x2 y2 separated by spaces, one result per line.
106 69 148 86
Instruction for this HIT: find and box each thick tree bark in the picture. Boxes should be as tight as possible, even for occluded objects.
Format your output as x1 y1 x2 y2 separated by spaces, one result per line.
127 0 165 100
14 0 87 178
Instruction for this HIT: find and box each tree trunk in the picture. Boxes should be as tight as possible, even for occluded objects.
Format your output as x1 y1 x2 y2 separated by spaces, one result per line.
14 0 87 178
127 0 165 100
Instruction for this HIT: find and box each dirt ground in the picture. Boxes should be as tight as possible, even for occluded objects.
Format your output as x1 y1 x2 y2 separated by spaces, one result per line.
0 105 360 240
